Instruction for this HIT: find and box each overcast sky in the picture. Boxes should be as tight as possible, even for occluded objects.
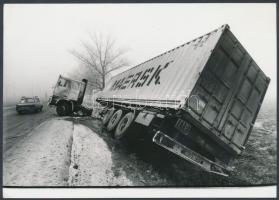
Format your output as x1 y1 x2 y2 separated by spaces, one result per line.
4 3 276 104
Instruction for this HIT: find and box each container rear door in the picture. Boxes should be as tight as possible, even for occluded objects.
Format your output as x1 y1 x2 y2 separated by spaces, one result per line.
188 28 270 154
220 60 270 148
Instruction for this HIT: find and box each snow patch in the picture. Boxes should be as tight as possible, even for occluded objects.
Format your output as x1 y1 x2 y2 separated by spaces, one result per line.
254 121 264 129
3 119 74 186
68 123 133 186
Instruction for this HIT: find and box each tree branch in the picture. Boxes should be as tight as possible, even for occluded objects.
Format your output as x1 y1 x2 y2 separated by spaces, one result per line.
69 32 130 90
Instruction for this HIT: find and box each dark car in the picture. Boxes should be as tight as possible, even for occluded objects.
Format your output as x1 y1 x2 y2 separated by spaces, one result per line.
16 96 43 114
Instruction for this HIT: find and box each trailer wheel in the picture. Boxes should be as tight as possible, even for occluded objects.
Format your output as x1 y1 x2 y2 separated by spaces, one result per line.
56 101 69 116
107 109 123 131
114 112 135 140
102 108 115 125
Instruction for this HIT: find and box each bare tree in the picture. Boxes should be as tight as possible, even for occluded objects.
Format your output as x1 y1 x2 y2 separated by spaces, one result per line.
67 63 103 89
69 33 129 90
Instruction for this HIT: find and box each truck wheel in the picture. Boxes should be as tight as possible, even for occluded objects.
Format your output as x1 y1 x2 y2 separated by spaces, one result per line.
56 102 69 116
68 101 74 115
114 112 135 140
102 108 115 125
107 109 123 132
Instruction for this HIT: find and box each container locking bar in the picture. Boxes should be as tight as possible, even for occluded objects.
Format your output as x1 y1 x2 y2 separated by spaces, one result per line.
152 131 229 177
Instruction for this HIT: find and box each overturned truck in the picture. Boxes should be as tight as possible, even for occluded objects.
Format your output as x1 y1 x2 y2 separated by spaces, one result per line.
96 24 270 176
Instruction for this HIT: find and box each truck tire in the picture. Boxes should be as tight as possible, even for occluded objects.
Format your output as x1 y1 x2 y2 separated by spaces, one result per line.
68 101 74 115
56 101 69 116
102 108 115 125
114 112 135 140
107 109 123 132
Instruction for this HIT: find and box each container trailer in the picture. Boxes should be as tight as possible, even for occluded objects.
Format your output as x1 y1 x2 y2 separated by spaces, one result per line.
96 24 270 176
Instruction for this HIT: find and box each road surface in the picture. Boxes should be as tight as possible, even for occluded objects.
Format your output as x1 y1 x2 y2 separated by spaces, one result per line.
3 102 277 186
3 104 54 152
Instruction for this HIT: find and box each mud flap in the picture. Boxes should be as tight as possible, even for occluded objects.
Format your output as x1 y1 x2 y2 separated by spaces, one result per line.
152 131 229 176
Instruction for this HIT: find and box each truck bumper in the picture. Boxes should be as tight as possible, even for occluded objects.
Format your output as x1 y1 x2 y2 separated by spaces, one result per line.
152 131 229 176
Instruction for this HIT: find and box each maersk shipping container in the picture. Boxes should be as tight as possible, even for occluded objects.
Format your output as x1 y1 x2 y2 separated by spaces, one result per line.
97 24 270 175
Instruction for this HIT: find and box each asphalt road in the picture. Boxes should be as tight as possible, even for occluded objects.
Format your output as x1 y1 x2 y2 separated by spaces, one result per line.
3 104 54 152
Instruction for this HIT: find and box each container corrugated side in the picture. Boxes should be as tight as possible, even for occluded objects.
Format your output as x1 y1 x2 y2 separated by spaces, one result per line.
97 25 228 109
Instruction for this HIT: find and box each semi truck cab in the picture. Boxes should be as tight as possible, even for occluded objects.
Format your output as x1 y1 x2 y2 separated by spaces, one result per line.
49 75 93 116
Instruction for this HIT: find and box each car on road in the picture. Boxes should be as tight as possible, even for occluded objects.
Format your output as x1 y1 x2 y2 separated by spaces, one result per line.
16 96 43 114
